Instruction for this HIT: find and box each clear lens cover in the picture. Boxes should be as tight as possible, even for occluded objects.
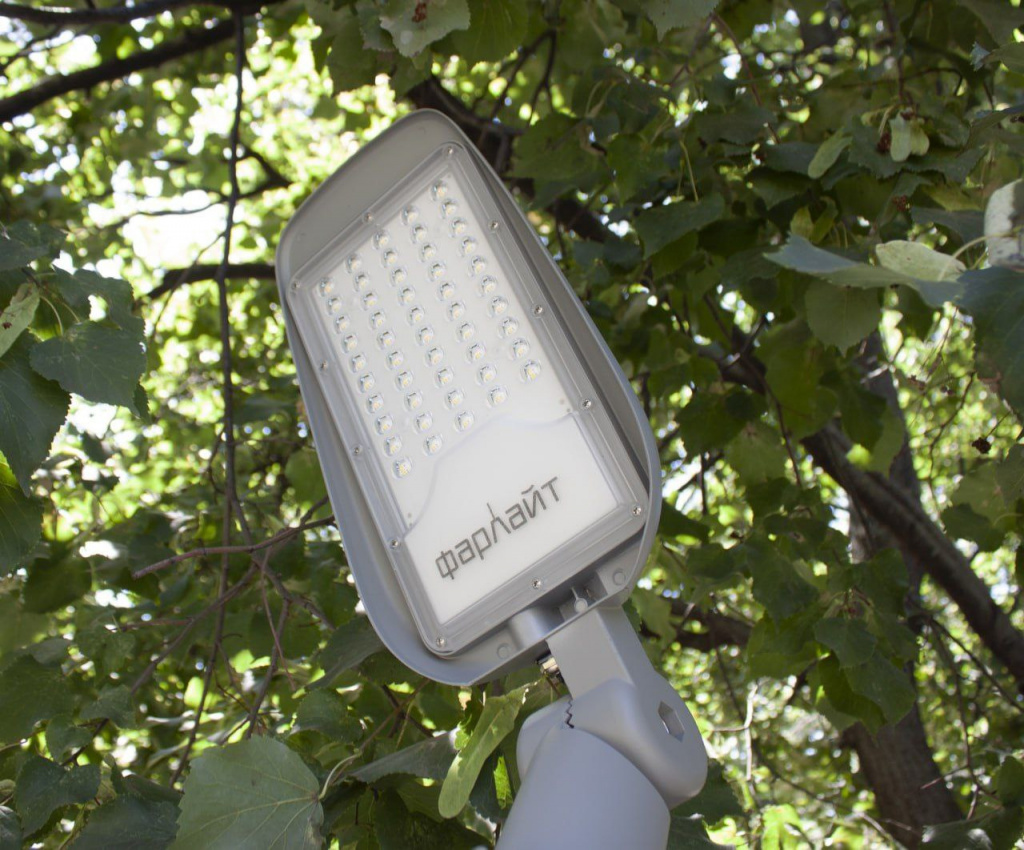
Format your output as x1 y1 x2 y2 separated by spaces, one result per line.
287 144 645 653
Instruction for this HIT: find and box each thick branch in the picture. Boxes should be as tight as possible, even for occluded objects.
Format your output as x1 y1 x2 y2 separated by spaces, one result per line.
0 18 234 124
149 261 274 299
0 0 198 24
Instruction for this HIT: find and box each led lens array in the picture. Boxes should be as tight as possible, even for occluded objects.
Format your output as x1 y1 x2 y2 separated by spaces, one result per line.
308 170 552 518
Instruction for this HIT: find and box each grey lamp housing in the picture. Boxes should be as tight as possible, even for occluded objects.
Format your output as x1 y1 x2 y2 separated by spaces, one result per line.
276 110 661 685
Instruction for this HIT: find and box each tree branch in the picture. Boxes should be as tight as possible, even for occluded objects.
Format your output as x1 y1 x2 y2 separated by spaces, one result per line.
0 18 234 125
1 0 200 24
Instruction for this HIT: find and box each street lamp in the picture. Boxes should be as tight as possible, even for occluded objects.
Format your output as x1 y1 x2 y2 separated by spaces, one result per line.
276 109 706 849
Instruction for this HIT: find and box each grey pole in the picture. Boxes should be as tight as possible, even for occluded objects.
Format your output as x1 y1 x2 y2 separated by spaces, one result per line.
499 606 707 849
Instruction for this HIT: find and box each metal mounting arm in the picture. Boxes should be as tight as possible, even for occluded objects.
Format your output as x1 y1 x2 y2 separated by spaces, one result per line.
499 606 707 849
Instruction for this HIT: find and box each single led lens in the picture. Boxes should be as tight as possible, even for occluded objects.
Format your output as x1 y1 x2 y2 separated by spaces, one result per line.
460 237 478 256
381 249 398 267
440 200 459 218
415 413 432 432
393 457 412 478
405 391 423 410
500 317 519 337
350 353 367 372
448 301 466 321
424 434 443 455
391 267 407 286
358 373 375 392
522 360 542 382
318 277 334 296
469 255 487 275
428 262 446 281
489 386 508 406
408 306 425 324
455 411 474 431
426 347 444 366
511 338 530 359
384 436 402 456
399 287 416 304
345 254 361 273
489 296 508 316
401 205 419 225
375 414 394 434
446 389 464 408
372 230 390 249
478 363 497 383
417 326 435 345
438 282 455 300
411 225 428 243
431 180 449 200
450 218 468 236
467 343 486 361
436 367 454 386
396 371 414 389
362 292 378 309
341 334 358 352
479 275 498 295
378 330 396 348
369 311 386 329
334 315 350 333
386 350 405 370
420 243 437 261
366 394 384 413
353 273 370 291
326 297 342 314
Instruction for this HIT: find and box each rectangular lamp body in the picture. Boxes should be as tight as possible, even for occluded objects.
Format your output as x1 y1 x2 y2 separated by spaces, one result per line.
285 142 646 654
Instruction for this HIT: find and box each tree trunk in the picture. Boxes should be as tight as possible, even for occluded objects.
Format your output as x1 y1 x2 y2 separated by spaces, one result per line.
842 335 962 847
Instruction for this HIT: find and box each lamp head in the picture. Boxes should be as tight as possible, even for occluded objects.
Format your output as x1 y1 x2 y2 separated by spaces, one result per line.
276 110 661 685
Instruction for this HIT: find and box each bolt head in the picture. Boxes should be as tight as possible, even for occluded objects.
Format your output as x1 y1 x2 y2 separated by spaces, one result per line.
582 398 593 410
532 578 543 589
444 146 455 156
353 445 363 456
389 538 399 549
319 361 328 371
436 636 446 647
631 504 643 516
533 305 544 316
363 212 373 223
489 220 500 231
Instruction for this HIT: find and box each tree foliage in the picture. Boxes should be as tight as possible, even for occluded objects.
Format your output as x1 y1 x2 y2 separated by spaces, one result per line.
1 0 1023 847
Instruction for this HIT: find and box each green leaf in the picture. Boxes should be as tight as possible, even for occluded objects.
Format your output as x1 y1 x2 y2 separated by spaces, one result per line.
808 130 851 179
0 282 39 358
0 460 42 573
80 685 135 729
313 5 384 92
351 733 456 783
171 737 323 849
513 115 599 184
984 179 1024 271
293 690 361 742
0 656 75 744
746 548 818 622
380 0 470 58
30 321 145 412
52 268 140 334
22 550 91 613
46 714 93 762
449 0 527 64
673 760 744 825
0 230 47 271
889 115 929 163
959 267 1024 417
996 756 1024 807
374 790 482 850
636 195 725 258
0 806 21 850
14 756 100 835
72 796 179 850
644 0 720 40
845 653 916 726
438 686 527 818
0 335 69 492
876 241 965 281
723 421 788 485
804 281 880 352
814 617 877 667
310 615 384 688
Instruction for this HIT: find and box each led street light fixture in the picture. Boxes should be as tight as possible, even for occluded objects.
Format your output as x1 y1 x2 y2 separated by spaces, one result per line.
280 116 648 659
278 110 706 850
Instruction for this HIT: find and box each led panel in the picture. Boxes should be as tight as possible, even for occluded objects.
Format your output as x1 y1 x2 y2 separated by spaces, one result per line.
287 143 646 653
